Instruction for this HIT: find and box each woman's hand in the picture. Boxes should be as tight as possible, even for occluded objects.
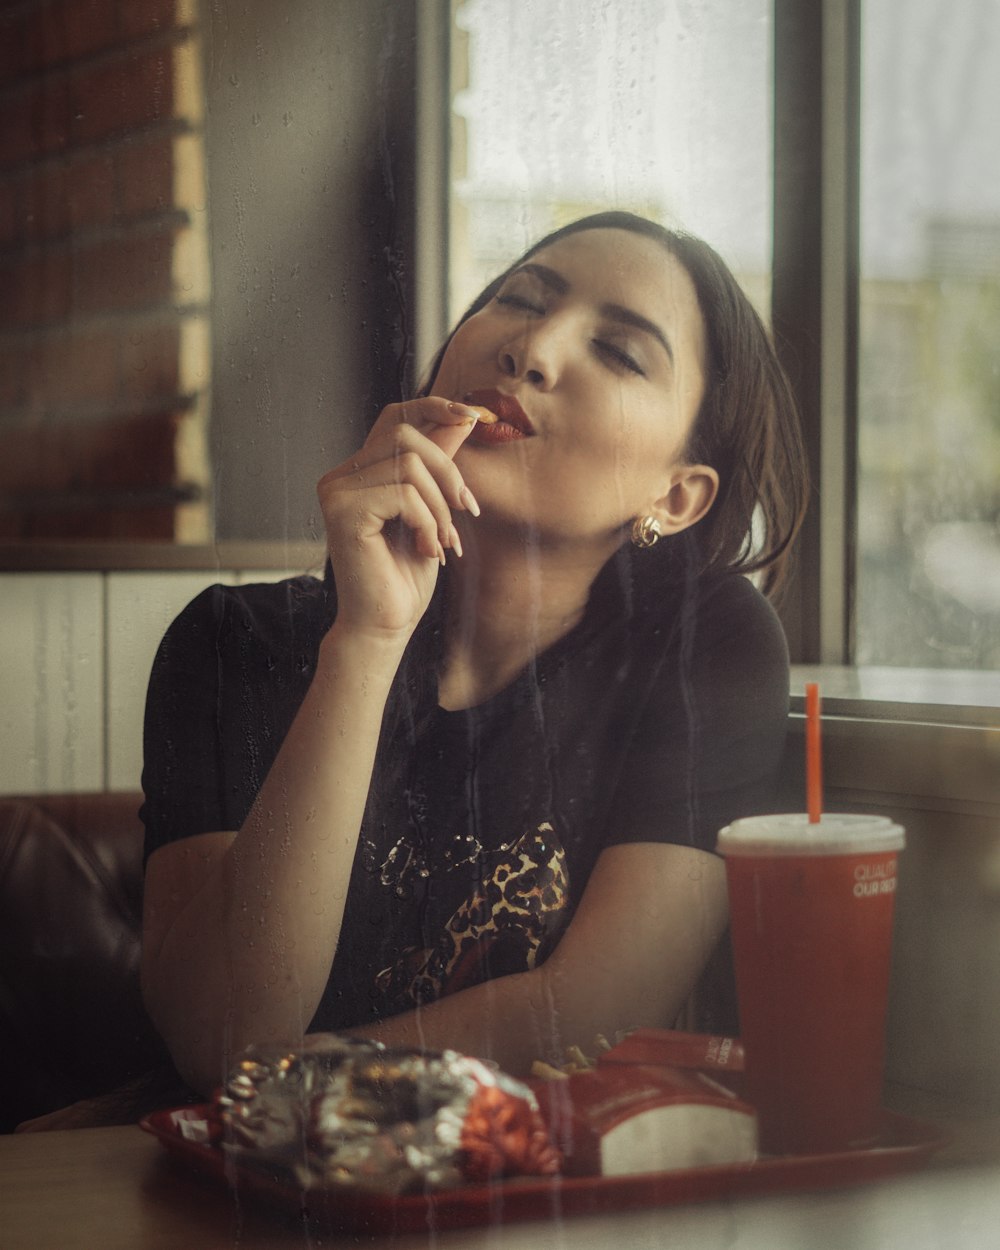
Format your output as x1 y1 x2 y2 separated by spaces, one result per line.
318 397 481 639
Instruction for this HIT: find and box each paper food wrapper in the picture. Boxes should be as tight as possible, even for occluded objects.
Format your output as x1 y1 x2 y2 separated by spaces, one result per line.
531 1062 757 1176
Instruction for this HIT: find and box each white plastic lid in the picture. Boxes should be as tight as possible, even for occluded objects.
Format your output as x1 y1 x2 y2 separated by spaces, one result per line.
717 812 905 857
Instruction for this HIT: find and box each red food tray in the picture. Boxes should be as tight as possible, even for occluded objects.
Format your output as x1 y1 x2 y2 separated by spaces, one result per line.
141 1102 949 1234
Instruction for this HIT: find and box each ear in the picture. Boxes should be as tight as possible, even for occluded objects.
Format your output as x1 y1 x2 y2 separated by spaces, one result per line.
649 464 719 535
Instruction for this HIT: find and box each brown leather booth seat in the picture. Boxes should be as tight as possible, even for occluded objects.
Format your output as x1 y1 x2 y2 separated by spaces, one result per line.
0 792 179 1131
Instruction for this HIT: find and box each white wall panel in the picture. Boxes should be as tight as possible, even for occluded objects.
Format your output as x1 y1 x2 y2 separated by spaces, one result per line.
106 572 236 792
0 573 103 795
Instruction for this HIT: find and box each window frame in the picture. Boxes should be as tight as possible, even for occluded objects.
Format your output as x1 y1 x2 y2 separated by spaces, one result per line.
420 0 999 730
773 2 997 728
423 0 855 663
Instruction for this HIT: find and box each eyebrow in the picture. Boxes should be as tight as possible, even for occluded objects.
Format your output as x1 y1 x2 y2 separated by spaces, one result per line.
511 262 675 365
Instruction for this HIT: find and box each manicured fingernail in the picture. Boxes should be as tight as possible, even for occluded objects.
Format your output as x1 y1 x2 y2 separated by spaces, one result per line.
450 526 464 558
436 541 447 567
448 401 480 421
460 486 481 517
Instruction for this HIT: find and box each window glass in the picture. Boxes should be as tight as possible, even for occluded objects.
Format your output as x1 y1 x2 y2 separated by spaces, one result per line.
858 0 1000 668
449 0 772 323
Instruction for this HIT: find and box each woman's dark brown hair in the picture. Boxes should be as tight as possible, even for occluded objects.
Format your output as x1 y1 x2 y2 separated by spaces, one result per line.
422 210 809 599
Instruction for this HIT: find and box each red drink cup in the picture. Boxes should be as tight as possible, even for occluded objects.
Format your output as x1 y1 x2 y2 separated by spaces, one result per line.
717 813 905 1156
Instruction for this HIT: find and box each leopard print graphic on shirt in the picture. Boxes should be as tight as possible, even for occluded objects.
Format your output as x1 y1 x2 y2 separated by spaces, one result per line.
375 822 569 1006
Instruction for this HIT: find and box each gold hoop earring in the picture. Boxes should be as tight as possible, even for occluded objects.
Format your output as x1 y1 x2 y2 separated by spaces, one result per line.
631 515 662 548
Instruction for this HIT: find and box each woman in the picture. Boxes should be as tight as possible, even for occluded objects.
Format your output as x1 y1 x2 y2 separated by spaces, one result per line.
140 212 807 1097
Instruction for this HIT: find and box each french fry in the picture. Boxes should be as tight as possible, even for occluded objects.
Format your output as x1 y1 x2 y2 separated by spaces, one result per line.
565 1045 594 1072
531 1036 619 1080
530 1060 570 1081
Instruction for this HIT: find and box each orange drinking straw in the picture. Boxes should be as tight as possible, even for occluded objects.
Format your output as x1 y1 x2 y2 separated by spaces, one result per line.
805 682 823 823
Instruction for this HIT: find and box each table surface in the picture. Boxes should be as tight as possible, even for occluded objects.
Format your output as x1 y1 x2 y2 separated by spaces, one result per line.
4 1115 1000 1250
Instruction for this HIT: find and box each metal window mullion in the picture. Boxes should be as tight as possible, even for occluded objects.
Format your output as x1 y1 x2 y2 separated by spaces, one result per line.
772 0 859 664
821 0 860 666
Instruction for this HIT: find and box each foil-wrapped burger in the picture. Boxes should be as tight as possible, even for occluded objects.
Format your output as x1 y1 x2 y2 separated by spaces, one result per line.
212 1035 559 1194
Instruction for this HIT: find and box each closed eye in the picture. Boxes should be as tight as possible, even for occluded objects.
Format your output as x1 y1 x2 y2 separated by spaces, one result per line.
594 340 644 376
495 293 545 315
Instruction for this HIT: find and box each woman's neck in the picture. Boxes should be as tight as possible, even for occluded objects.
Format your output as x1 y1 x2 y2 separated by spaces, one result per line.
436 524 618 712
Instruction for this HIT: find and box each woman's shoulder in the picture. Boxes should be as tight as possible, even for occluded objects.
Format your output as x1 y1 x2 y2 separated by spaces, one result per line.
626 573 789 737
158 568 335 658
622 563 785 654
611 572 789 722
691 573 789 682
575 566 787 724
593 545 781 634
695 571 785 638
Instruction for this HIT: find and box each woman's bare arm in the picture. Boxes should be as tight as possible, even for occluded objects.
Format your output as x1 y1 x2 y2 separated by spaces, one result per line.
142 625 407 1093
346 841 729 1077
141 400 481 1095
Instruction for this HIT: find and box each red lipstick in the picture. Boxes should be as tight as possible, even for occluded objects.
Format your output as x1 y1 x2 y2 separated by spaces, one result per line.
463 389 534 444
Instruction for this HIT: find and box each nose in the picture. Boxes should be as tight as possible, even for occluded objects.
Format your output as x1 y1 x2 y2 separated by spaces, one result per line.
498 319 564 390
498 347 544 386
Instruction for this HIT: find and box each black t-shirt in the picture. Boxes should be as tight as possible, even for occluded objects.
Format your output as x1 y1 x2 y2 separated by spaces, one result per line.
141 551 789 1032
